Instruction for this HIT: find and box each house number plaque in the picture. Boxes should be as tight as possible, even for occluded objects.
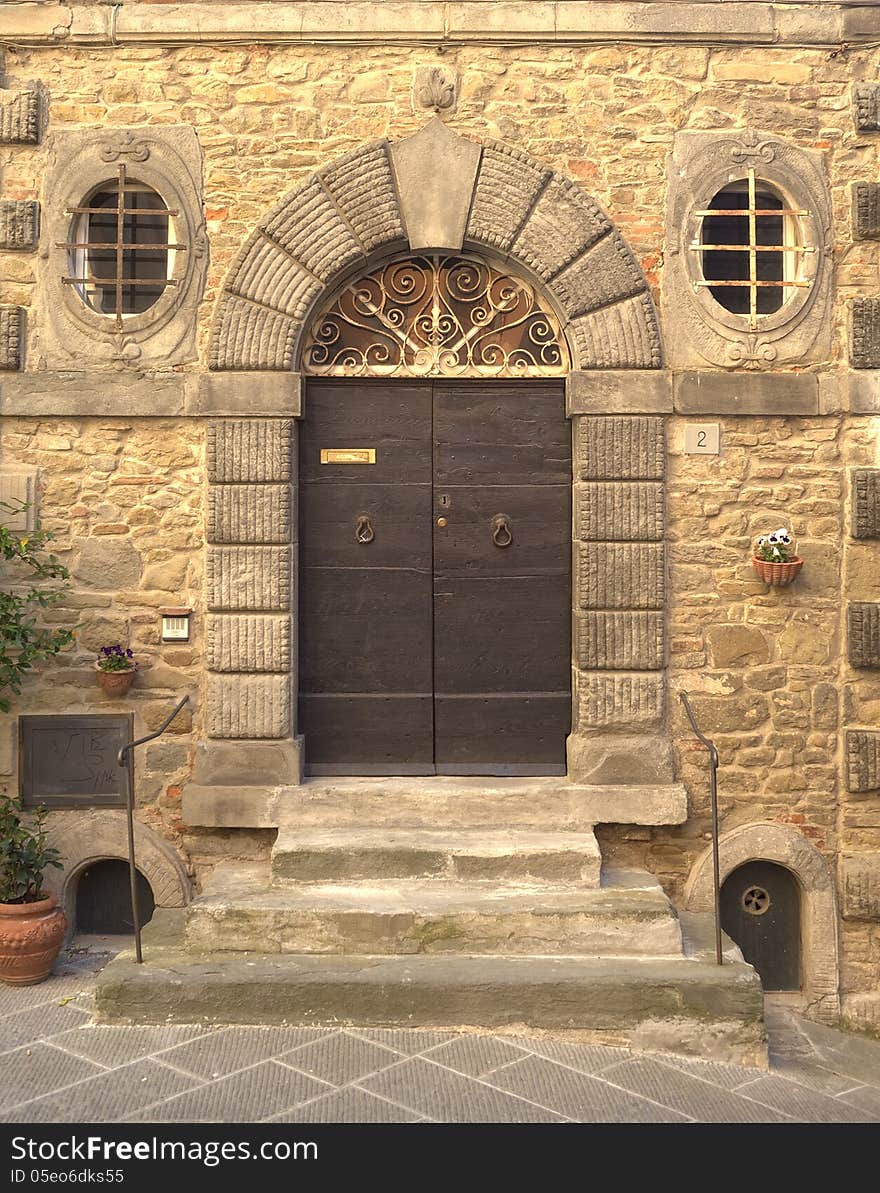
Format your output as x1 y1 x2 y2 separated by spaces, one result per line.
320 448 376 464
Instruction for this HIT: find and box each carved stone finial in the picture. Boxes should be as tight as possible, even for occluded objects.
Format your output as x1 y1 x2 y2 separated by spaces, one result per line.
414 64 457 114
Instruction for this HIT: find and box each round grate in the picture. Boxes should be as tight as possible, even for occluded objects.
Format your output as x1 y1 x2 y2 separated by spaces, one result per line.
741 885 771 916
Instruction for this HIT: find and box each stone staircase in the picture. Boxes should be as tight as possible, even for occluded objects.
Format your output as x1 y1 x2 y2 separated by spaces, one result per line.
96 780 767 1066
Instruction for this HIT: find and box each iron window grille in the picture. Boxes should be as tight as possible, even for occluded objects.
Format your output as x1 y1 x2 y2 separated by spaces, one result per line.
689 168 813 331
60 164 185 329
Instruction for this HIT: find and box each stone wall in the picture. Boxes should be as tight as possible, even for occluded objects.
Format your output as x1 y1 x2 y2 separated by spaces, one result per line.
1 34 879 997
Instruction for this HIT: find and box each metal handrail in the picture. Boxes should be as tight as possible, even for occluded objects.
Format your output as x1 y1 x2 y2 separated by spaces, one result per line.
679 691 723 966
117 695 190 963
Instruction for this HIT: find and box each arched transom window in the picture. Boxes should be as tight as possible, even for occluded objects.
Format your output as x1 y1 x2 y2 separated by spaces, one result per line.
302 254 569 378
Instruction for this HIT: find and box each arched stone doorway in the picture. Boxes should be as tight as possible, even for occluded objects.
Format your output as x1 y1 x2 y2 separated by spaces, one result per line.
198 120 677 806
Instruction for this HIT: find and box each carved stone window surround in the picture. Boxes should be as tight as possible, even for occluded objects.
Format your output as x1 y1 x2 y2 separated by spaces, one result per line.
35 127 207 371
665 130 832 371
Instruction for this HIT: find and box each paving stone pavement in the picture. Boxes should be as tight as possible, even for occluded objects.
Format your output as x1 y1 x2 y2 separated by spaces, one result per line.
1 948 878 1124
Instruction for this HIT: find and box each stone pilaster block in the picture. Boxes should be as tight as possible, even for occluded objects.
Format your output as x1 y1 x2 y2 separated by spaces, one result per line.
854 84 880 132
206 546 292 611
207 674 290 739
576 673 665 729
0 307 24 371
577 543 665 610
206 614 291 673
853 183 880 241
576 481 664 541
848 602 880 668
576 415 665 480
852 470 880 539
846 730 880 793
576 612 664 671
0 200 39 250
0 90 40 144
841 853 880 921
206 484 291 544
207 419 294 483
851 299 880 369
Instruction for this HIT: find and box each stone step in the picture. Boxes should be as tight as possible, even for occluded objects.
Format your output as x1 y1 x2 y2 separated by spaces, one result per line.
185 863 682 958
96 912 767 1067
270 827 602 886
182 777 688 830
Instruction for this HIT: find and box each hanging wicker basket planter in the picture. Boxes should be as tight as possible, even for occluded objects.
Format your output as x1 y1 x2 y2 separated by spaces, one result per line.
752 555 804 586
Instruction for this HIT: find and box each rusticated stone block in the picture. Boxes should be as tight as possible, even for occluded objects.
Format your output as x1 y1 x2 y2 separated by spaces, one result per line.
852 470 880 539
211 294 297 371
0 90 39 144
853 183 880 241
207 420 294 483
207 674 290 739
549 232 647 320
207 614 291 673
264 178 361 282
0 200 39 250
207 484 291 545
319 140 404 254
467 141 550 253
577 416 665 480
577 673 664 729
0 307 23 371
569 292 663 370
576 482 664 541
225 234 322 320
841 853 880 921
577 543 665 610
513 175 611 279
851 299 880 369
576 612 664 671
848 602 880 668
854 84 880 132
206 546 292 611
846 730 880 793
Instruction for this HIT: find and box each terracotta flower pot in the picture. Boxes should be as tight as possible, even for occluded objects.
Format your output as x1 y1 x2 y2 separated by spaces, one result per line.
752 555 804 586
95 661 137 696
0 893 67 986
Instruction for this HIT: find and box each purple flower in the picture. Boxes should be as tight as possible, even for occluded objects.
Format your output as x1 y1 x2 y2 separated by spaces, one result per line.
126 649 133 658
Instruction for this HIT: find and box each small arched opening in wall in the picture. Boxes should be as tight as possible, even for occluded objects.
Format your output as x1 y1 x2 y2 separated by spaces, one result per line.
41 811 191 942
684 822 839 1020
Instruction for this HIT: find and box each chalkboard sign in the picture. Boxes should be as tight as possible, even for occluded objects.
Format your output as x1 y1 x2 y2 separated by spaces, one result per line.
19 714 133 808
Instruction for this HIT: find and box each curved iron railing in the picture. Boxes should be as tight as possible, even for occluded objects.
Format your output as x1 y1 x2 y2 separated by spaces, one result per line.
679 691 723 966
117 695 190 963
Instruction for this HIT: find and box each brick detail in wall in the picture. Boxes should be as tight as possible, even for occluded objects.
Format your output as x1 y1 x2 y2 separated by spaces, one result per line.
576 612 664 671
851 299 880 369
577 542 666 610
0 90 39 144
207 614 291 673
852 470 880 539
848 603 880 668
577 416 665 481
577 673 664 729
207 419 294 483
0 200 39 250
846 730 880 793
207 674 290 739
576 482 664 541
206 546 292 612
0 307 24 371
841 854 880 921
854 84 880 132
206 484 291 544
853 183 880 241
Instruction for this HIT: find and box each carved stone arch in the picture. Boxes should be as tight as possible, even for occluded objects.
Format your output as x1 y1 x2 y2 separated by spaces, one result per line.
684 822 839 1019
210 120 662 373
40 810 192 936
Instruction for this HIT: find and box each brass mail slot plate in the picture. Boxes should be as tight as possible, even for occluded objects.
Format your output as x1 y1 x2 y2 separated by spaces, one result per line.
320 448 376 465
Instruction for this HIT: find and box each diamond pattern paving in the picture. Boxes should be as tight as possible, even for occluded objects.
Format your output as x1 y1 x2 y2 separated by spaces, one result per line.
279 1031 402 1085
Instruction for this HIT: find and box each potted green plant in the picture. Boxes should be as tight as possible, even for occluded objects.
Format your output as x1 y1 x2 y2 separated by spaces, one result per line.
752 527 804 586
0 798 65 985
95 644 138 696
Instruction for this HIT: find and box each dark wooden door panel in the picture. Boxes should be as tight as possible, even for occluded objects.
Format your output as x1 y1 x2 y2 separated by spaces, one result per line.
434 695 571 775
720 860 801 992
300 483 431 570
433 485 570 576
300 695 434 775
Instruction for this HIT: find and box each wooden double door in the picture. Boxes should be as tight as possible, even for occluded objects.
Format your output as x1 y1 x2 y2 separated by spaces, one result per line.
299 380 571 775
